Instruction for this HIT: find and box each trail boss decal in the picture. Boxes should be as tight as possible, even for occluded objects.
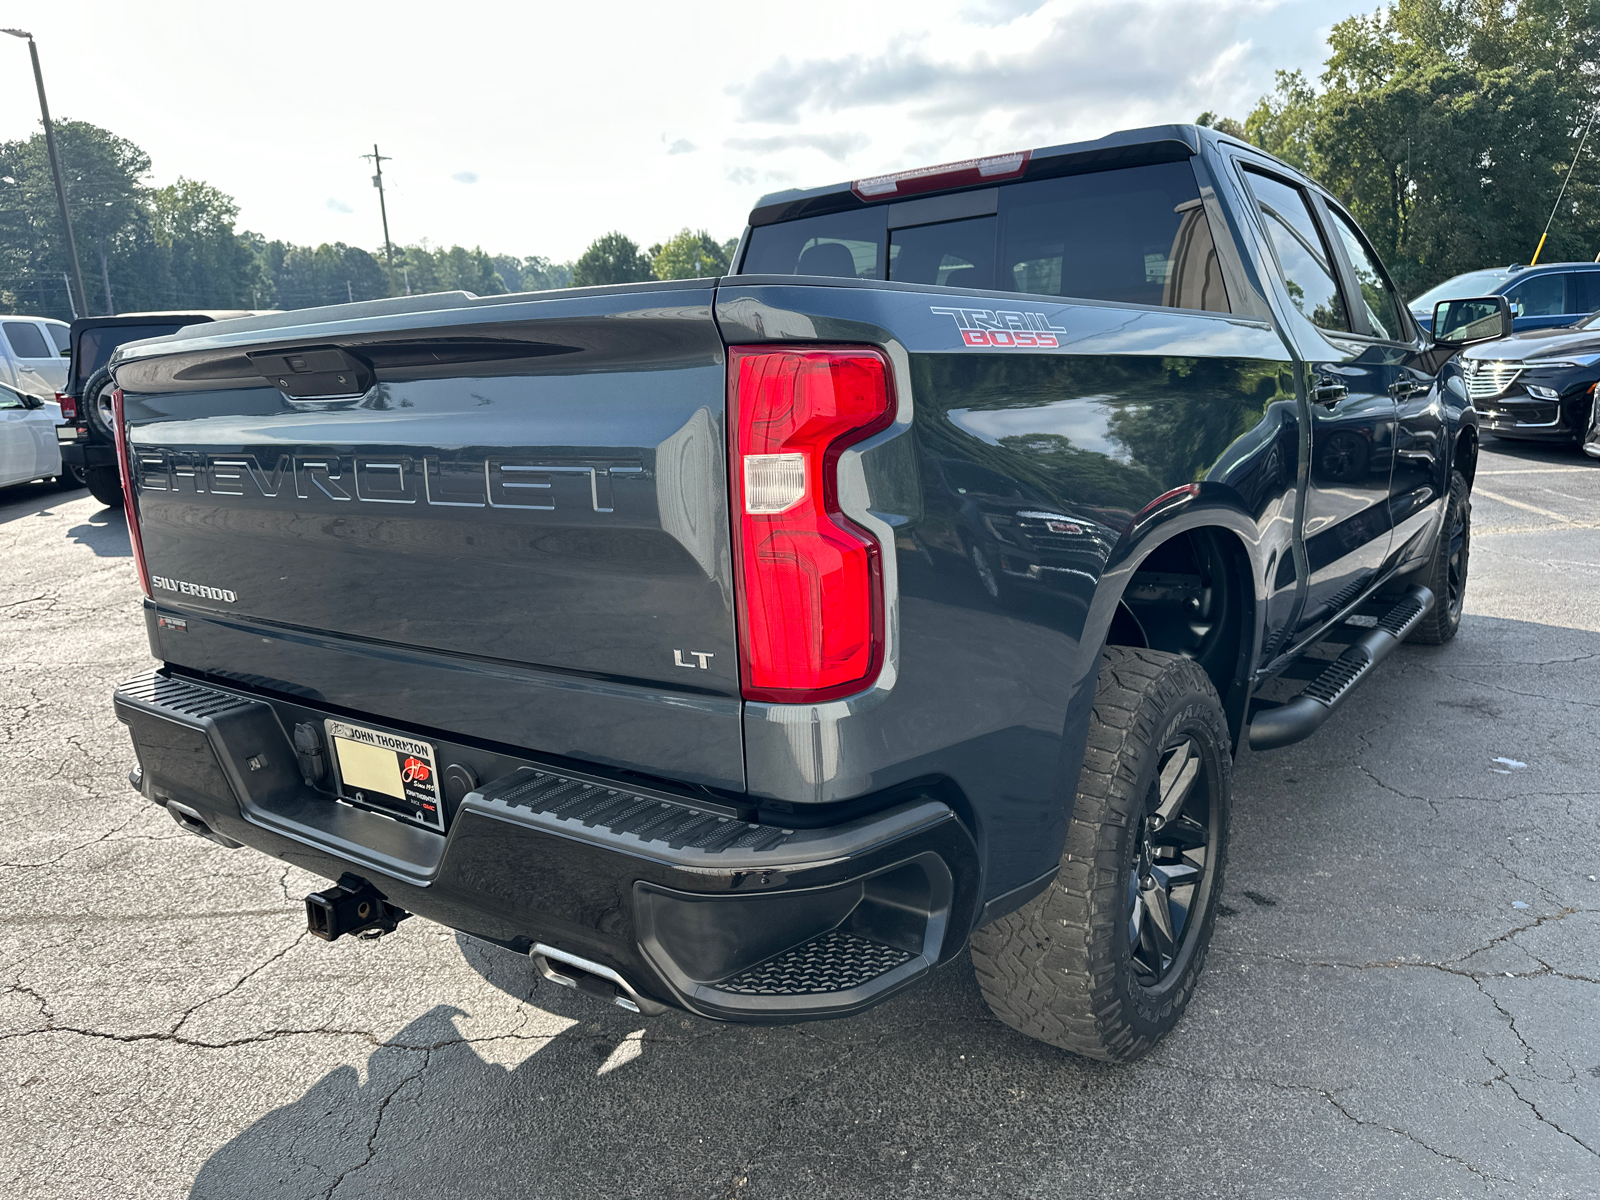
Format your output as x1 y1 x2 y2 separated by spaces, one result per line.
931 306 1070 348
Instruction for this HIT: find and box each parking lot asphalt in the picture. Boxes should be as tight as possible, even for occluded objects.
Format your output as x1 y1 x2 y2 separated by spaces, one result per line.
1 437 1597 1200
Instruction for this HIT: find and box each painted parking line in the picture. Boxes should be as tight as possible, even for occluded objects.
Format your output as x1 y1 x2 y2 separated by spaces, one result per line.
1477 467 1597 475
1465 489 1580 524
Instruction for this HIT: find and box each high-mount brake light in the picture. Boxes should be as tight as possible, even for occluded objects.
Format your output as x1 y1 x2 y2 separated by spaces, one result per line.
852 150 1030 200
55 392 76 421
110 386 152 600
728 347 894 703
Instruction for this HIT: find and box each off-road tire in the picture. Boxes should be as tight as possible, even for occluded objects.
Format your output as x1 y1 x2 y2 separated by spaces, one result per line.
1408 470 1470 645
81 365 117 444
85 464 124 508
970 646 1231 1062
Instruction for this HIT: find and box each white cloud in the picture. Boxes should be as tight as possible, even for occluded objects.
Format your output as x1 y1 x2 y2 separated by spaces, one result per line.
725 133 870 161
959 0 1050 25
731 1 1279 129
0 0 1360 260
452 171 479 184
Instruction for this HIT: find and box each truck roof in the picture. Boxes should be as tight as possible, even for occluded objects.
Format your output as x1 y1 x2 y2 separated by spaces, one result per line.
747 123 1297 227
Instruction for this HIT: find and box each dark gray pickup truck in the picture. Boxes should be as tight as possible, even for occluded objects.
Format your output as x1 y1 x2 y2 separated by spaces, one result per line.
107 125 1510 1061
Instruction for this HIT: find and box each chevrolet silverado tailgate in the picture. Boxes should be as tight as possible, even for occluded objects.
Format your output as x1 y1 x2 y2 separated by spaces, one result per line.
111 284 742 789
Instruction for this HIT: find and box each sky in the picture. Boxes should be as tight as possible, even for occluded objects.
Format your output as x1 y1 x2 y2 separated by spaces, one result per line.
0 0 1375 265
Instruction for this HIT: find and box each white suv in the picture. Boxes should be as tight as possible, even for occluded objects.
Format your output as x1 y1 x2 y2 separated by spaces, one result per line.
0 315 71 397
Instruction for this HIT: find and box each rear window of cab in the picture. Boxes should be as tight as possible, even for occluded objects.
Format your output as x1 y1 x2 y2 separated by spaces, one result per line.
739 160 1231 314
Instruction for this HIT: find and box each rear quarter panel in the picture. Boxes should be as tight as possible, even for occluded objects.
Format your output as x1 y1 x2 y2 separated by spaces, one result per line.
718 281 1298 902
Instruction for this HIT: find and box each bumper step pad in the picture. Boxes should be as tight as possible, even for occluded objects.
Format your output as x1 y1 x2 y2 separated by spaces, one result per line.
488 769 789 855
718 930 914 996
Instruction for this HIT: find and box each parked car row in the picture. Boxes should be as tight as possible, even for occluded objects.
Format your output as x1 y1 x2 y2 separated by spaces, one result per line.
0 379 75 492
1413 262 1600 453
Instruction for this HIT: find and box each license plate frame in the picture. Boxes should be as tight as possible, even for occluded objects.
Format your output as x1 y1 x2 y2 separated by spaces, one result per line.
324 719 446 832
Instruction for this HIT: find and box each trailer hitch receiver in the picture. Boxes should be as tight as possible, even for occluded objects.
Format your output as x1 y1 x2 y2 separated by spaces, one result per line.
306 873 410 941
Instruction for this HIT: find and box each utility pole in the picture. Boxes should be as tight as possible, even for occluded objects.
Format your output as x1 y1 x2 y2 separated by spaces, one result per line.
4 30 88 318
362 144 398 295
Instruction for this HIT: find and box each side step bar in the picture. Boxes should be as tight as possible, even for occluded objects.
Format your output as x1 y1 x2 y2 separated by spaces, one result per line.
1248 586 1434 752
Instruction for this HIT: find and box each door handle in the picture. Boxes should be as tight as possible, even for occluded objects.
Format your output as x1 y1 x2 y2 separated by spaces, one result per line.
1311 379 1348 407
1388 380 1427 400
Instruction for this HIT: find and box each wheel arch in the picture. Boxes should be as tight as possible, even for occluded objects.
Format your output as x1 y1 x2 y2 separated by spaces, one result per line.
1453 423 1479 487
1076 503 1264 749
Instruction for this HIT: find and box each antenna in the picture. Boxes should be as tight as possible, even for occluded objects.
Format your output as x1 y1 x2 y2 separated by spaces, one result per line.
1531 108 1596 266
361 144 398 294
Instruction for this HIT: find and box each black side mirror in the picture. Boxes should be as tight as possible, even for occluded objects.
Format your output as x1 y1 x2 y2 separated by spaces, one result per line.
22 393 44 409
1432 296 1513 347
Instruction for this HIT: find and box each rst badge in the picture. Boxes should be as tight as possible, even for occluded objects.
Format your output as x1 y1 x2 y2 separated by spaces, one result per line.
931 306 1068 348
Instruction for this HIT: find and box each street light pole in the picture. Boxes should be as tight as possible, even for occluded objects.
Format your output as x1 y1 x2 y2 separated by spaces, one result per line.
3 29 89 319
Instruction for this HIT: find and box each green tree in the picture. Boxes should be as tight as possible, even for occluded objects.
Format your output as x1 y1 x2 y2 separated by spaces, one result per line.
519 255 573 290
1243 71 1318 172
270 242 389 309
1195 111 1248 140
651 228 730 280
572 232 654 286
1245 0 1600 295
151 178 259 308
0 120 153 317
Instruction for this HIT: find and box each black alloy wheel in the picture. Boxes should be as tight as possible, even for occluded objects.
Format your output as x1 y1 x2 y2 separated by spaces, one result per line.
1409 469 1470 645
1128 735 1216 988
970 647 1232 1062
1443 486 1469 624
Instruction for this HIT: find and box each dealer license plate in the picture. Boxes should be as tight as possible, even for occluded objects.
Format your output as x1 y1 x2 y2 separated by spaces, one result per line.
325 720 445 831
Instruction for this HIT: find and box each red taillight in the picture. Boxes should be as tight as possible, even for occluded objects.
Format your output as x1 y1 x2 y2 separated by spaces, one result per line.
852 150 1030 200
110 386 152 599
55 392 76 421
728 346 894 703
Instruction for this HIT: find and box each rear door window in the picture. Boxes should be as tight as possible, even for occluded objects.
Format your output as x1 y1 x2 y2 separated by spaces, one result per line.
1241 168 1350 332
46 324 69 354
3 321 51 360
1576 271 1600 316
1502 273 1567 317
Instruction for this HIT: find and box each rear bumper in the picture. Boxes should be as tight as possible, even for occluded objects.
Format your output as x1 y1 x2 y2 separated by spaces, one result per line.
113 670 980 1022
59 438 115 469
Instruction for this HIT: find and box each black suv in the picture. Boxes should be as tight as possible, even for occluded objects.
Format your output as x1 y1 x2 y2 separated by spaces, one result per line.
60 312 254 506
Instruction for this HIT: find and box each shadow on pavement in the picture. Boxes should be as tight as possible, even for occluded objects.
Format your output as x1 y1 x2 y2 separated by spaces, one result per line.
65 507 132 557
185 613 1600 1199
0 479 95 525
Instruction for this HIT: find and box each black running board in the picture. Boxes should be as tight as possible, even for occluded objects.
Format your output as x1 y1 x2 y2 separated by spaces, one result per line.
1248 586 1434 752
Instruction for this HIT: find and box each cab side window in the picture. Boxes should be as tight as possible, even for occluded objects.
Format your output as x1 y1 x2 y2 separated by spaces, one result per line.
1502 273 1566 317
1241 168 1349 332
1327 208 1405 340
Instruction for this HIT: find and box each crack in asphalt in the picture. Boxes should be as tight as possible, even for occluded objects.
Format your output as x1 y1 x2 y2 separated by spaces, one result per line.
1150 1059 1511 1183
1484 1055 1600 1160
321 1047 432 1200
